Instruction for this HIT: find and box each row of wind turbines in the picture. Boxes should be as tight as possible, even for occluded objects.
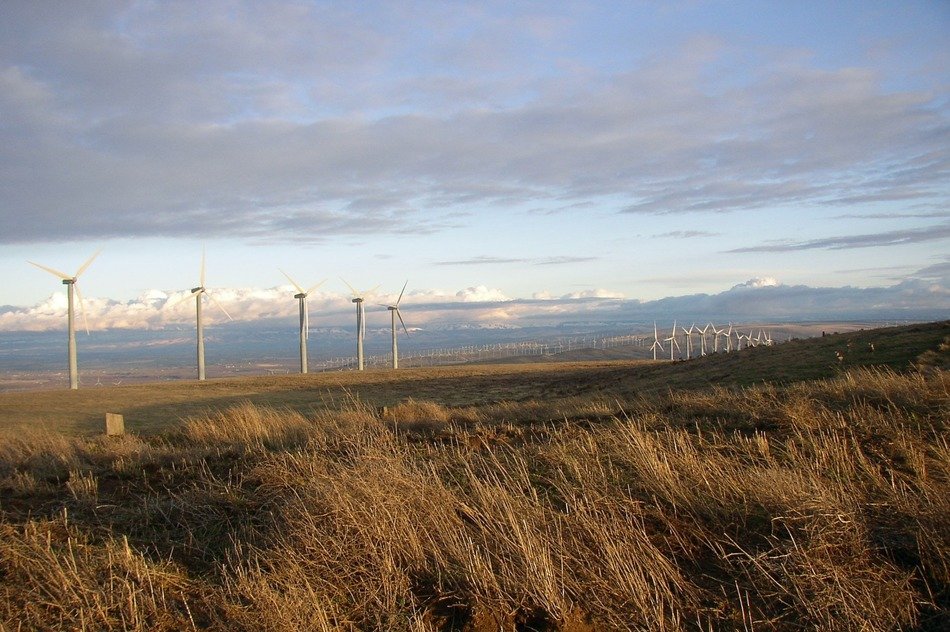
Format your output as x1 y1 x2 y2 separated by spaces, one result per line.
649 321 773 361
27 251 776 391
28 251 410 389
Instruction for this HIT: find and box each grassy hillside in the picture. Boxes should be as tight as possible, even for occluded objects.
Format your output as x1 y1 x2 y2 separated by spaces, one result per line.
0 321 947 630
1 320 946 436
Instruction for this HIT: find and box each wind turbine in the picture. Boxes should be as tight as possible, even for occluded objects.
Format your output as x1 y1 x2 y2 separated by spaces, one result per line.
725 323 734 352
380 280 410 369
736 330 751 350
650 321 664 360
711 323 725 353
699 323 710 356
28 250 101 389
180 252 232 381
664 321 681 361
681 323 695 359
342 280 379 371
281 270 325 374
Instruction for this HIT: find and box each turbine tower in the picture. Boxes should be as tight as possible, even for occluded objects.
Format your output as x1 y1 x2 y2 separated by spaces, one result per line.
380 280 410 369
28 250 101 389
711 323 724 353
681 324 695 359
650 321 664 360
699 323 710 356
180 252 232 381
342 280 378 371
664 321 681 361
281 270 325 374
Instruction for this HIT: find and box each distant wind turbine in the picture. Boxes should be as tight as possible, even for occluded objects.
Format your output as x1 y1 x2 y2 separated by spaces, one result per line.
281 270 325 374
28 250 101 389
380 280 410 369
651 321 664 360
664 321 681 361
681 323 695 360
699 323 710 356
178 252 232 381
342 280 379 371
711 323 725 353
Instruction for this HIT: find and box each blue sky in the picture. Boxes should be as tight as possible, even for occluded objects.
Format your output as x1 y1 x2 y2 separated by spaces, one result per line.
1 0 947 331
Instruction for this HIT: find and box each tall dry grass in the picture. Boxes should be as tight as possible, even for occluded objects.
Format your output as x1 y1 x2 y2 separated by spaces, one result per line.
0 367 946 630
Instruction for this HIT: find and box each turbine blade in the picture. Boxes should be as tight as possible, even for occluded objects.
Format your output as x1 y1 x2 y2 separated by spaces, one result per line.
306 279 327 295
363 284 381 301
200 250 206 288
206 291 233 321
340 278 359 298
167 288 202 310
74 282 91 335
280 269 305 294
28 261 72 280
304 303 310 340
74 249 102 278
395 280 408 306
396 308 409 338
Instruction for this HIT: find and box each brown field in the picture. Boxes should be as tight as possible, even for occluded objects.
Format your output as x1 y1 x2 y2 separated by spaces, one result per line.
0 321 947 630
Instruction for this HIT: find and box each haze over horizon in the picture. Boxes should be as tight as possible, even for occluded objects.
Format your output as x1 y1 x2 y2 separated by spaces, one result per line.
1 1 948 333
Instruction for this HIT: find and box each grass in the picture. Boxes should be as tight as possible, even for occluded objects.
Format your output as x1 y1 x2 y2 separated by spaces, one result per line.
0 321 947 630
1 321 946 436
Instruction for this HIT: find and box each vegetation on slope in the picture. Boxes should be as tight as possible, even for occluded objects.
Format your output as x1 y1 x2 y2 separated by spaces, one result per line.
0 322 947 630
0 320 946 435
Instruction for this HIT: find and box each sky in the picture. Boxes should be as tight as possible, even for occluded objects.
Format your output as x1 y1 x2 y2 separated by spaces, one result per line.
1 0 948 332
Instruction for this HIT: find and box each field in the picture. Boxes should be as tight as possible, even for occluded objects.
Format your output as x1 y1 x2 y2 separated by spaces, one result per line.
0 321 947 630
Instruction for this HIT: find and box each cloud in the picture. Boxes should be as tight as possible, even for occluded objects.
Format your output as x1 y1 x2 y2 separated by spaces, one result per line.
535 256 598 266
732 277 781 289
652 230 719 239
832 211 950 220
455 286 510 302
435 256 528 266
2 264 946 335
1 6 947 243
561 288 626 299
436 255 597 266
728 223 950 253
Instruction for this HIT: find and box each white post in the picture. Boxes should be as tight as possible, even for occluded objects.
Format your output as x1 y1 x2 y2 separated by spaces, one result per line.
195 290 205 381
354 299 364 370
297 294 308 373
64 280 78 389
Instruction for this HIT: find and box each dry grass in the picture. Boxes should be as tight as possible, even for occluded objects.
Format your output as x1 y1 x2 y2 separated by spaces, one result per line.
0 362 947 630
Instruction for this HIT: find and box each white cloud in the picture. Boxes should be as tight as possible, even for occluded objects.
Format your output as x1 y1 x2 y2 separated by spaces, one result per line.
561 288 626 299
3 267 946 335
732 277 781 290
0 7 946 244
455 286 510 302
